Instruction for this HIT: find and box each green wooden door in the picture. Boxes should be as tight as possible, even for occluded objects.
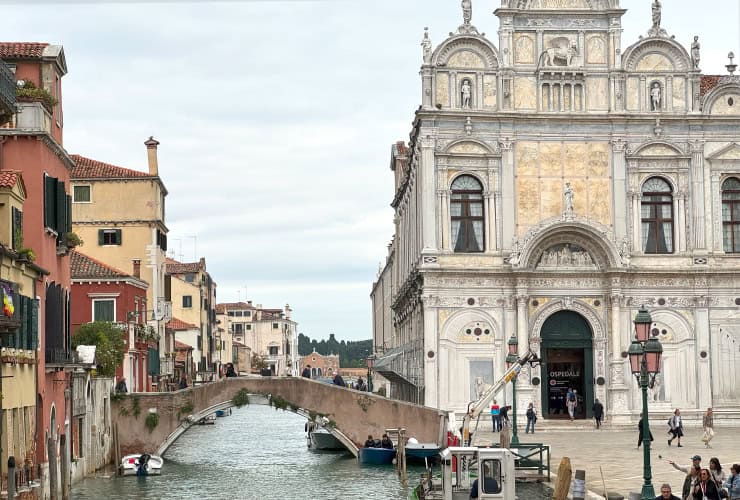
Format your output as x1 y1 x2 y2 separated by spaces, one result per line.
539 311 594 419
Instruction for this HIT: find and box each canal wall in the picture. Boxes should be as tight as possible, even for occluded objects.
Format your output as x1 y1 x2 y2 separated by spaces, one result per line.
112 377 448 456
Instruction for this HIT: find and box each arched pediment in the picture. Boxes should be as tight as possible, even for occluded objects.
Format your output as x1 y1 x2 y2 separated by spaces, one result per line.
445 139 497 155
434 36 499 70
631 141 684 157
622 38 691 73
530 299 606 343
440 309 500 343
511 215 624 270
702 82 740 116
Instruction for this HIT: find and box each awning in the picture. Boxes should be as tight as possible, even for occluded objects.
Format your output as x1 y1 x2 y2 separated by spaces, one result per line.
373 346 418 387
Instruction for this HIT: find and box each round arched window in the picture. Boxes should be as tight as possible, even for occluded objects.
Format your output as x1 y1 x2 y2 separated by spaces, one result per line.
450 175 484 253
641 177 674 254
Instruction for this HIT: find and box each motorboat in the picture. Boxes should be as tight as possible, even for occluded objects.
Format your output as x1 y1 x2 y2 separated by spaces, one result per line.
198 414 216 425
215 408 232 417
308 427 345 451
358 446 396 465
404 441 441 464
121 453 163 477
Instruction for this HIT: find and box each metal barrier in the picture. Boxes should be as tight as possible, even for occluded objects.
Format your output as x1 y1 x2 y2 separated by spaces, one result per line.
509 443 551 481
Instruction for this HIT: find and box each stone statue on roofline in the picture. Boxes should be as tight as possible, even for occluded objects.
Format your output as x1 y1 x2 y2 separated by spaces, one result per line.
691 36 701 70
651 0 661 29
462 0 472 25
421 27 432 64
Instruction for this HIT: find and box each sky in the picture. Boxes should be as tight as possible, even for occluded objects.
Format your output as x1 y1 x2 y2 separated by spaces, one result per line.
3 0 739 341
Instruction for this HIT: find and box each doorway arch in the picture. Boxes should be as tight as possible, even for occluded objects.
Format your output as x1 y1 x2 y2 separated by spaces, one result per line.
539 310 594 419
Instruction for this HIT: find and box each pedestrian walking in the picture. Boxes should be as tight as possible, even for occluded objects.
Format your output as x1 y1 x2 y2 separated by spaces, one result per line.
637 413 654 449
332 371 345 387
525 403 537 434
723 464 740 500
702 408 715 448
500 405 510 428
668 408 684 447
566 388 577 421
490 400 501 432
592 398 604 429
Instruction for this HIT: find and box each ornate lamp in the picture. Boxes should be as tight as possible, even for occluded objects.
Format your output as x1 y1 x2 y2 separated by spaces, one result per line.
643 338 663 386
628 340 644 378
633 306 652 342
506 334 519 367
505 334 520 446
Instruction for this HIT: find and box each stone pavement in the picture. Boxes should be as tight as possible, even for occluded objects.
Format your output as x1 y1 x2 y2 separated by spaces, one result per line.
474 423 740 497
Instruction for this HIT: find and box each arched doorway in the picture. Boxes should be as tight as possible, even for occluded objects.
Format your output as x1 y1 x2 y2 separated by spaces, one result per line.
539 311 594 419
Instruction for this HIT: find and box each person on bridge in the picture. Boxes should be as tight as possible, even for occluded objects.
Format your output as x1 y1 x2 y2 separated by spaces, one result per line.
225 363 237 378
332 371 345 387
116 378 128 394
301 364 311 378
178 376 188 390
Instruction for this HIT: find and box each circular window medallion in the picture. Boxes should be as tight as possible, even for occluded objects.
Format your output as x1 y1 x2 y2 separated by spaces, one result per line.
465 329 472 335
467 298 475 306
661 329 668 335
651 328 660 337
735 298 740 306
531 300 539 307
658 298 666 306
700 350 708 359
729 97 735 106
474 328 483 336
596 376 606 386
484 329 490 335
594 300 601 307
427 350 435 359
531 377 541 386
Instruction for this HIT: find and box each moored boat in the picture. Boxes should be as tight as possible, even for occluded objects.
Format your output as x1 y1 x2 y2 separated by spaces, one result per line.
215 408 232 417
358 446 396 465
198 414 216 425
404 442 441 463
121 453 163 476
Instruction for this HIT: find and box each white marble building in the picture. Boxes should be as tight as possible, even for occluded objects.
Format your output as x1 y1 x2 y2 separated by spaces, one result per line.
371 0 740 423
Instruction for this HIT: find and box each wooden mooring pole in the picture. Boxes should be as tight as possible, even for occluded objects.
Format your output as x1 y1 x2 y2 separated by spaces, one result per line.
552 457 572 500
60 434 70 500
47 437 58 500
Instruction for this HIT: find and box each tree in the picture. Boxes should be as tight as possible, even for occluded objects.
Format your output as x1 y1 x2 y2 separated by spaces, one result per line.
72 322 126 377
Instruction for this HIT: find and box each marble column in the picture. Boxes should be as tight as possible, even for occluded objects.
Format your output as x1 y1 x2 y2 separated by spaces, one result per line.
694 300 712 409
516 293 529 354
677 193 687 253
420 138 438 253
484 192 492 252
500 140 515 249
611 140 628 240
673 195 681 253
422 303 438 408
711 172 721 252
666 76 673 112
631 191 642 252
690 141 706 250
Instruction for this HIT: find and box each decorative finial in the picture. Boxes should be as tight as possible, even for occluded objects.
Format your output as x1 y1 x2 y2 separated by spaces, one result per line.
727 52 737 75
653 118 663 137
462 0 472 26
421 27 432 64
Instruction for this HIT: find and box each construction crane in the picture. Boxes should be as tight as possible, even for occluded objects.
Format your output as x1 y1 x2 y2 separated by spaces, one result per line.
460 350 541 443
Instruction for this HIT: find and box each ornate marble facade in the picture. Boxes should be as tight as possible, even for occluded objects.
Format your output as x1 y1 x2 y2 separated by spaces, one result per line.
371 0 740 423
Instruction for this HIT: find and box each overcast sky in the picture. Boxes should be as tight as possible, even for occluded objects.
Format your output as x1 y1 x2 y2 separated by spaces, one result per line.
3 0 739 341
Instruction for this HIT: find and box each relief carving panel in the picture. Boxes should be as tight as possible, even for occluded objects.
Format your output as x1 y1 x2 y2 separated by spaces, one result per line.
586 77 608 111
436 72 450 107
448 142 490 154
540 179 562 219
588 178 611 225
528 0 590 8
635 53 674 72
588 143 609 177
586 34 607 65
540 143 563 177
517 178 540 227
514 77 537 110
514 33 535 64
483 74 498 108
672 77 685 111
447 50 486 69
626 77 639 111
516 142 539 177
564 144 588 178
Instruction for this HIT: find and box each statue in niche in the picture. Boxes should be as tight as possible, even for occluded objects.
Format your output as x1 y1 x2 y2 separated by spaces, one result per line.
462 0 472 25
461 80 472 108
652 0 661 30
691 36 701 69
563 182 575 216
650 82 662 111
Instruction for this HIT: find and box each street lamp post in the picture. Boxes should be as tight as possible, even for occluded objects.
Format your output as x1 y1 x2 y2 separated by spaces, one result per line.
366 355 375 393
627 306 663 500
505 334 520 446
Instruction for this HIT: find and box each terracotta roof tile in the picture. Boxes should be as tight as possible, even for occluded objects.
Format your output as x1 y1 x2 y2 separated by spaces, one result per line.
70 155 152 180
0 170 21 188
165 258 201 275
174 340 193 350
215 302 255 314
166 317 197 330
701 75 722 97
0 42 48 59
71 251 134 280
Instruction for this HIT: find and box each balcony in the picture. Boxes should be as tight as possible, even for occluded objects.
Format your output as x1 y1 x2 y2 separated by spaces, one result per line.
45 348 82 371
0 59 16 123
13 101 52 134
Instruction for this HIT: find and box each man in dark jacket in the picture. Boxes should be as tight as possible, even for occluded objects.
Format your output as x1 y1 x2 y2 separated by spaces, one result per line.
301 364 311 378
653 483 681 500
332 371 345 387
592 399 604 429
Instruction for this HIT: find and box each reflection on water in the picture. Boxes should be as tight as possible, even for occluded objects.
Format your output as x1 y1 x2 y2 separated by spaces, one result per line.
73 404 554 499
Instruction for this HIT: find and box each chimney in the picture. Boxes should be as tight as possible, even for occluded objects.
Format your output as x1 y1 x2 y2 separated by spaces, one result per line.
144 136 160 176
285 303 292 320
132 259 141 279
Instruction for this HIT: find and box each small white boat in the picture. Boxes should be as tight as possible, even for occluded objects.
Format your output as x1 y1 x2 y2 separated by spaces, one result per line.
121 454 163 476
309 427 345 451
198 414 216 425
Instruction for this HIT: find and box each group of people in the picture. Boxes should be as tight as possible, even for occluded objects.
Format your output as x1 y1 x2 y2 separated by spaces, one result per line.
636 408 717 450
301 364 369 391
363 433 394 449
659 455 740 500
489 400 511 432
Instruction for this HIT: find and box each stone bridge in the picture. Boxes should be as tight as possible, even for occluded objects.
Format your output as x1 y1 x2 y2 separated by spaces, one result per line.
112 377 448 458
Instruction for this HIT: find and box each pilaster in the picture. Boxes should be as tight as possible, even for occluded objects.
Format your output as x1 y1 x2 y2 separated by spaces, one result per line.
690 140 707 250
420 137 438 252
500 139 515 250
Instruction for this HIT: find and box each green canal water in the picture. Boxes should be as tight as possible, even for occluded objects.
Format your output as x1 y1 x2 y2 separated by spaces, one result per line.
72 404 553 499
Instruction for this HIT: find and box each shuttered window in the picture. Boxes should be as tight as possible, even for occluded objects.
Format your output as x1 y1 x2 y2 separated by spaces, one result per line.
92 299 115 322
11 207 22 250
43 174 71 236
148 347 160 375
97 229 122 246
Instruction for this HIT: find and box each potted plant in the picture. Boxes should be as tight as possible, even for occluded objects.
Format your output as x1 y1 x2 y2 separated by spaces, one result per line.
17 248 36 262
15 80 58 113
64 231 83 248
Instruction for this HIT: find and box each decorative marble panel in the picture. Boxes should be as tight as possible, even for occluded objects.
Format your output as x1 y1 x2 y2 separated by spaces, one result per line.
588 143 609 177
540 143 562 177
638 144 678 156
517 178 540 228
483 74 497 108
514 33 535 65
672 77 685 111
710 94 740 116
586 34 607 65
436 71 449 107
448 142 489 154
626 77 639 111
528 0 590 7
514 77 537 110
448 50 486 69
588 178 611 224
636 53 674 71
571 178 588 214
540 178 562 219
586 77 608 111
564 143 588 177
516 142 539 177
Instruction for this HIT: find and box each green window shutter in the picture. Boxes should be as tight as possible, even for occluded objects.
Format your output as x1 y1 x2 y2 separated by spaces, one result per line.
12 208 23 250
66 195 72 233
148 347 160 375
115 229 122 245
55 180 65 234
98 229 105 245
31 298 38 350
18 296 27 350
44 175 56 229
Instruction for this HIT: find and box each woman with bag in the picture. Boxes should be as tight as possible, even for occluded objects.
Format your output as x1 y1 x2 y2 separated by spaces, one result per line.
709 458 727 496
668 408 684 447
702 408 715 448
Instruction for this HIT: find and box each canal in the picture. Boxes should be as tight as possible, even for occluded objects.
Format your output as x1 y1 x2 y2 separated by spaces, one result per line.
73 403 553 499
